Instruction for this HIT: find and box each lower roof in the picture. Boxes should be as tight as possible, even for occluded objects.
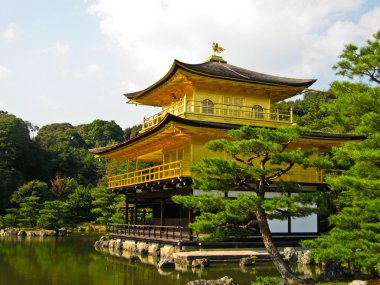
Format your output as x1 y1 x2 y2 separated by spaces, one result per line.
89 114 366 156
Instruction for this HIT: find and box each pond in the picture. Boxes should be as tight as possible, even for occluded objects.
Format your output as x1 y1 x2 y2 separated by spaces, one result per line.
0 234 313 285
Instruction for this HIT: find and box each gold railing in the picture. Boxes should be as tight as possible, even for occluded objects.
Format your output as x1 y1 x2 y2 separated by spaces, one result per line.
107 160 183 189
142 99 293 131
281 169 345 184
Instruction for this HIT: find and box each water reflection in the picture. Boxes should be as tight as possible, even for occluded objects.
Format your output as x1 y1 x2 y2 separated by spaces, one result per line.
0 235 302 285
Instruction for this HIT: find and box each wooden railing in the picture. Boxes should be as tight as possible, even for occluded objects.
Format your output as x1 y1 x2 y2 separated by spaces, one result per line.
142 99 293 131
107 223 193 241
107 160 183 189
280 169 345 184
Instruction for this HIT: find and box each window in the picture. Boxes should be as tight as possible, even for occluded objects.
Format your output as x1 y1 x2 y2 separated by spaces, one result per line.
224 96 243 117
202 99 214 114
252 105 264 119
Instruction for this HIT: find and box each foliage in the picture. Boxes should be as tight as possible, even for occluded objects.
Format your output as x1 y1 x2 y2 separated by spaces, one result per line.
124 124 142 140
37 200 71 229
251 276 281 285
11 180 52 205
17 196 42 227
303 31 380 278
2 208 19 227
174 126 315 284
333 30 380 84
272 90 335 131
0 111 42 212
322 82 380 133
66 185 93 223
174 126 316 240
77 119 124 148
90 187 125 224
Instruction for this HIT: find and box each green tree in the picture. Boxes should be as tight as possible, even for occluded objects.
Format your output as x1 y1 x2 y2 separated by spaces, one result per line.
35 123 102 185
90 186 124 224
18 196 41 227
0 111 41 212
302 32 380 278
37 200 71 229
77 119 124 148
333 31 380 84
2 208 19 227
174 126 316 285
11 180 52 205
67 185 93 223
272 90 335 131
124 124 142 140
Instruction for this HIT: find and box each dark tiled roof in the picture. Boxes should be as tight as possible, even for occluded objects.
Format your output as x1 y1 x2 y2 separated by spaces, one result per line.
179 60 316 87
125 59 316 100
89 114 365 155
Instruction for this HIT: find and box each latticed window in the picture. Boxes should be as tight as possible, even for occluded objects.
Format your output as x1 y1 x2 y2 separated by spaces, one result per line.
202 99 214 114
252 105 264 119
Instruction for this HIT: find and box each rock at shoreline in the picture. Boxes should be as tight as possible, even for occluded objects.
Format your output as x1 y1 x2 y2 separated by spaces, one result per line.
192 258 209 268
348 280 367 285
158 258 175 269
186 276 238 285
283 247 298 263
239 257 255 267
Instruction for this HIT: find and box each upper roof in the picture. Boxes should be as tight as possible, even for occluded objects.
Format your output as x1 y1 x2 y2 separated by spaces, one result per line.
125 58 317 104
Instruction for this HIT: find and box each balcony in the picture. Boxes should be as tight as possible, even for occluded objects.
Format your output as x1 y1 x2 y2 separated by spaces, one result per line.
142 98 293 132
107 160 183 189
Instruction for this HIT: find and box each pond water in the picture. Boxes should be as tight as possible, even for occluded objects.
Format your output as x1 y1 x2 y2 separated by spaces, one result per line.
0 234 312 285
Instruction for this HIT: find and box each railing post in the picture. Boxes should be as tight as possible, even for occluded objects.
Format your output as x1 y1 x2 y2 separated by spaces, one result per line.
290 107 293 123
183 95 187 114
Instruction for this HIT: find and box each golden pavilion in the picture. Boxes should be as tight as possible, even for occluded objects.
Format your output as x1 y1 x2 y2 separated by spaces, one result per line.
90 53 363 241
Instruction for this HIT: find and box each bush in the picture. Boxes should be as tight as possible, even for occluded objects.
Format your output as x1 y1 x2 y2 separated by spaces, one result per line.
251 276 281 285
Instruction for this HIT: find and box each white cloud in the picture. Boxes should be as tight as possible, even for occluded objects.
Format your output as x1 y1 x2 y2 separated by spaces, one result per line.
38 96 64 110
0 65 10 80
87 63 101 73
55 42 70 55
88 0 380 90
2 24 16 42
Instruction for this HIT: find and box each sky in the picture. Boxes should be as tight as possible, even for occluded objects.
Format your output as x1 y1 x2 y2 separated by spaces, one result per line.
0 0 379 130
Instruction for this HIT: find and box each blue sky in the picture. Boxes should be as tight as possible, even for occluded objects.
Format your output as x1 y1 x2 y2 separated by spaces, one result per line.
0 0 379 129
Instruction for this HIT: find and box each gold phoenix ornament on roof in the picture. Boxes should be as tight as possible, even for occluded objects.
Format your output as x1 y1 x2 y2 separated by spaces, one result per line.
212 42 225 54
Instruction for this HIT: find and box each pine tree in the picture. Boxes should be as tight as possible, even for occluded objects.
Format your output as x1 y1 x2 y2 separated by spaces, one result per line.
174 126 316 284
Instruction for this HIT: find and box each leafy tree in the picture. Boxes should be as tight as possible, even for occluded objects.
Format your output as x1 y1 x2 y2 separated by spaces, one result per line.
18 196 41 227
37 200 71 229
11 180 52 205
2 208 19 227
333 30 380 84
174 126 316 284
322 82 380 133
272 90 335 131
124 124 142 140
67 185 93 223
303 32 380 278
90 186 124 224
0 111 41 212
34 123 102 185
77 119 124 148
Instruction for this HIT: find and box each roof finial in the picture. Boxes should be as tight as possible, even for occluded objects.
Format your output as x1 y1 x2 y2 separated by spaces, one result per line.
206 43 227 63
212 42 225 54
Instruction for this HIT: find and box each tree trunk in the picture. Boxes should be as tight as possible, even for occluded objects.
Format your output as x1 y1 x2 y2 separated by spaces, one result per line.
255 207 312 285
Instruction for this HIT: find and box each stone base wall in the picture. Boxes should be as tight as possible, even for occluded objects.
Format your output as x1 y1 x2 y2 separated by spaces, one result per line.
95 236 180 259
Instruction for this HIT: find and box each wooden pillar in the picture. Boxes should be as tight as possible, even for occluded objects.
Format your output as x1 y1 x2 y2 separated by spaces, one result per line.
188 207 193 223
160 198 165 226
125 195 129 224
188 207 193 239
134 199 138 224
